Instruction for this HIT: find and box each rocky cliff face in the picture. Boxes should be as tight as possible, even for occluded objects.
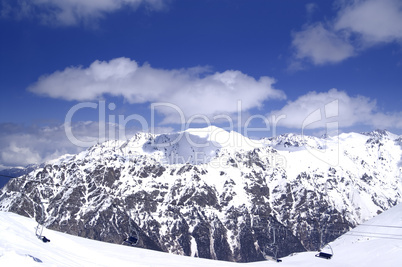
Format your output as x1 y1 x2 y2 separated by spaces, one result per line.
0 128 401 262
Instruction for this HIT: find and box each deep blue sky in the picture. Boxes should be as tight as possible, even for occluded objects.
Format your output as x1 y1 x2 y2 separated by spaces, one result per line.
0 0 401 167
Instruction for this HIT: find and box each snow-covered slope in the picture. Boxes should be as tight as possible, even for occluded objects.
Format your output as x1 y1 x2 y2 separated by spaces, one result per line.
255 200 402 267
1 202 402 267
0 211 237 267
0 127 401 262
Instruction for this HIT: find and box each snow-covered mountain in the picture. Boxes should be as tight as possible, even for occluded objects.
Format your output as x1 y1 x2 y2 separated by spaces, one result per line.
0 127 401 262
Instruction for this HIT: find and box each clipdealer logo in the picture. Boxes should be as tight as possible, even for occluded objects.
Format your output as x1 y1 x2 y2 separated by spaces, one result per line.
301 100 340 167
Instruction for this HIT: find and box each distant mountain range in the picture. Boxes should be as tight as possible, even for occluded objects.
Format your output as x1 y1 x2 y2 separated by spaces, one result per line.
0 127 401 262
0 164 40 189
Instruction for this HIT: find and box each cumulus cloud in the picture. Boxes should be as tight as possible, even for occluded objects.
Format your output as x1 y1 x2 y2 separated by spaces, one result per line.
269 88 402 129
292 23 355 65
335 0 402 45
291 0 402 65
29 57 285 124
0 0 169 26
0 121 171 168
0 123 80 168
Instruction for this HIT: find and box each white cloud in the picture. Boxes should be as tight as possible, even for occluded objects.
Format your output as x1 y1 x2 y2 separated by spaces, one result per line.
0 122 105 167
1 141 42 167
0 123 78 167
291 0 402 65
2 88 402 168
269 88 402 129
29 57 285 124
0 121 168 168
305 3 318 19
292 23 355 65
335 0 402 45
0 0 169 26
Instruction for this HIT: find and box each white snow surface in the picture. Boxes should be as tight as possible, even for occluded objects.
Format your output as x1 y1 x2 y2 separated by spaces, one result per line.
1 202 402 267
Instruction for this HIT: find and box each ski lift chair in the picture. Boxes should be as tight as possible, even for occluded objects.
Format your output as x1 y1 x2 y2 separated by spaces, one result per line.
123 227 139 247
264 227 283 263
315 244 333 260
123 235 138 246
263 246 282 263
36 201 50 243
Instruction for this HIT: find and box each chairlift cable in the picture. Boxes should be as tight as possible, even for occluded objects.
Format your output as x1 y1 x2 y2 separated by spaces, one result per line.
5 170 402 247
358 224 402 229
0 174 19 179
8 176 402 237
344 233 402 241
348 230 402 237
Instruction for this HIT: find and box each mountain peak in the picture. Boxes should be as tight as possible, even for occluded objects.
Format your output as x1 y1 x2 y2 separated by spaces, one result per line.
362 129 390 138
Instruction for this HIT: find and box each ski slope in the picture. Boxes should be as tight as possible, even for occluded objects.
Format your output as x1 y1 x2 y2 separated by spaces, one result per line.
1 203 402 266
269 201 402 267
0 210 239 267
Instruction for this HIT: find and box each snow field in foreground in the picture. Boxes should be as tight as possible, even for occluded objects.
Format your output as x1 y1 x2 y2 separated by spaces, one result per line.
1 202 402 267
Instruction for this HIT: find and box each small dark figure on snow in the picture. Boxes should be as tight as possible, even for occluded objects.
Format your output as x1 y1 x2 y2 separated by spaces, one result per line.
124 236 138 246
